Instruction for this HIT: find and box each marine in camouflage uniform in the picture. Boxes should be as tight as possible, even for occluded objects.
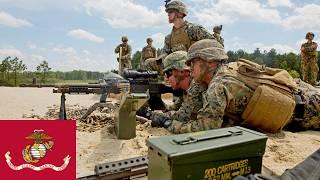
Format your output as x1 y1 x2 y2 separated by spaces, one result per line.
287 79 320 131
167 80 206 121
140 38 157 70
166 39 320 134
168 40 241 133
145 57 164 78
301 32 318 86
115 36 132 74
145 0 214 77
150 51 206 127
161 21 214 55
213 25 224 47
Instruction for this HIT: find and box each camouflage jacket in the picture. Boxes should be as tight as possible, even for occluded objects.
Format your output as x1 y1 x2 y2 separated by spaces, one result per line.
141 46 157 62
166 80 206 122
168 64 254 134
301 41 318 57
213 33 224 47
167 94 183 111
115 43 132 60
144 57 164 76
161 21 213 57
290 79 320 130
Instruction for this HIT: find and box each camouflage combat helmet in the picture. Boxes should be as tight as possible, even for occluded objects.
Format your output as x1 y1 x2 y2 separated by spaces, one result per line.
306 32 315 39
213 25 222 33
122 36 128 42
186 39 228 66
163 51 189 72
147 38 153 43
165 0 188 16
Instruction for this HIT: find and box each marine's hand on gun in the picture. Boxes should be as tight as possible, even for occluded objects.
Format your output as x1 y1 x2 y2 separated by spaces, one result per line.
150 112 172 128
136 107 172 128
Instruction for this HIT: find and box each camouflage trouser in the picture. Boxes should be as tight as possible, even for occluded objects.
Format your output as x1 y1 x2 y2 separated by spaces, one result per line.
287 79 320 131
301 57 318 85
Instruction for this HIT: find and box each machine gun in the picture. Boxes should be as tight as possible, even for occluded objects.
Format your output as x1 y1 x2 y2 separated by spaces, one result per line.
77 156 148 180
53 78 129 120
53 69 180 121
122 69 178 110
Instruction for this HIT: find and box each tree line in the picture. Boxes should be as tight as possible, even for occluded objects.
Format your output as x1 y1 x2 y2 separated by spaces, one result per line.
0 56 103 86
226 48 307 78
132 48 320 79
1 48 320 86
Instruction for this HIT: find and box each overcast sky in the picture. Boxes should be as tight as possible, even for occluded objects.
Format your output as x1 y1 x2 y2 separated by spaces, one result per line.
0 0 319 71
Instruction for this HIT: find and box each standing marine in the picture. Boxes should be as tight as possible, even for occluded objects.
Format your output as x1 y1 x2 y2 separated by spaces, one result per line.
300 32 318 85
140 38 157 70
213 25 224 47
115 36 132 74
145 0 214 76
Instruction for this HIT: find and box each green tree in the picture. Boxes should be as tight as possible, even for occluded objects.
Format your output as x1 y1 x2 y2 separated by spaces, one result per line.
253 48 262 57
236 49 251 59
286 53 300 72
36 61 51 83
226 51 237 62
252 57 264 64
265 48 277 67
288 70 300 78
10 57 27 86
279 60 288 70
131 51 141 69
1 56 12 81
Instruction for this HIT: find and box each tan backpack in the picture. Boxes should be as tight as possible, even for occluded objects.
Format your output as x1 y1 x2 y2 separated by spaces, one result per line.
225 59 297 132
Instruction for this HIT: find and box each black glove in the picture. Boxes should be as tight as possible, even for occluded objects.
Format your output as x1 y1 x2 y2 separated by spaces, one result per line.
150 112 172 128
136 106 152 119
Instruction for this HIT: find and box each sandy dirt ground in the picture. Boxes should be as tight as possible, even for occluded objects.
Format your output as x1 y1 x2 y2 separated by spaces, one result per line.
0 87 97 119
0 87 319 178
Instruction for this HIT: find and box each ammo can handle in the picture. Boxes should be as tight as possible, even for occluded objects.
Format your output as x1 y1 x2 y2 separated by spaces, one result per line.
173 130 243 145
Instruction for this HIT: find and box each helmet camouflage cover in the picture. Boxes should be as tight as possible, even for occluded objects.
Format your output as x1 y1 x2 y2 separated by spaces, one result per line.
186 39 228 66
165 0 188 16
305 32 315 39
163 51 189 72
213 25 222 33
147 38 153 42
122 36 128 42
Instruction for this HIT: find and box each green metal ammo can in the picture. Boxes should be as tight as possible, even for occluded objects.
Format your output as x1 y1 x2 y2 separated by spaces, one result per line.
146 126 267 180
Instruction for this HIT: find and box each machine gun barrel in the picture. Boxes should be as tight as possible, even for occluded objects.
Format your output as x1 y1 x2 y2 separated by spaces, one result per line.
53 83 127 94
122 69 158 79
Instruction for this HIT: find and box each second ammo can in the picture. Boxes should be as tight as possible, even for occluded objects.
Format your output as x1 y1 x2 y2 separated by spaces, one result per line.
146 126 267 180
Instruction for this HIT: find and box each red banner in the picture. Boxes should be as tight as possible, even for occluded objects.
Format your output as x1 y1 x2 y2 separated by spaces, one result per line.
0 120 76 180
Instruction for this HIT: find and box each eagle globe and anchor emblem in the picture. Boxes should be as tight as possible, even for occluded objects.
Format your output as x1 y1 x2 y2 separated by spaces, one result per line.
22 129 54 163
5 129 71 171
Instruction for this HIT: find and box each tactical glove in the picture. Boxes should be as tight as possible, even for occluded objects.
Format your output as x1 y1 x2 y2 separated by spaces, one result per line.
136 106 152 119
150 112 172 128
